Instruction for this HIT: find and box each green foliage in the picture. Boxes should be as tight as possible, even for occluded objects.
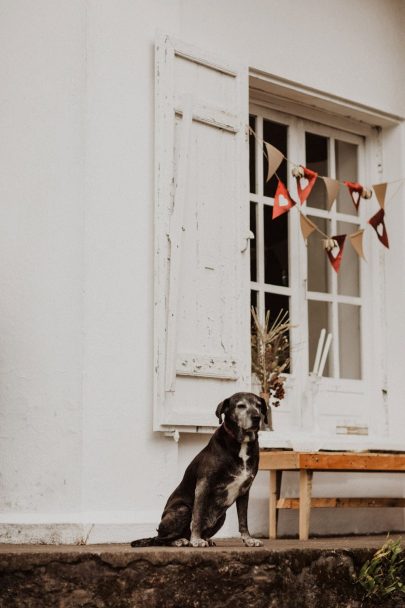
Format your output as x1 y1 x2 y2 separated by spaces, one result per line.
357 537 405 600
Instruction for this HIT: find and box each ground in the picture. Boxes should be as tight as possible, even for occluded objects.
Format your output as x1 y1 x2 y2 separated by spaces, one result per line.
0 536 404 607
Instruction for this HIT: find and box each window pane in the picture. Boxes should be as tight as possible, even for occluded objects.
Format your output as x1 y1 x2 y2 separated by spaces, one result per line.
265 292 290 372
307 217 331 293
250 290 258 332
339 304 361 379
249 115 256 194
251 289 258 309
336 140 358 216
337 221 360 297
264 204 289 287
308 300 332 377
250 202 257 282
306 133 328 210
263 120 287 198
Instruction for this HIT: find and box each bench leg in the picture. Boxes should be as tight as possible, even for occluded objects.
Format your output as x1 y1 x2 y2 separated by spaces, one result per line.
299 469 313 540
269 470 282 539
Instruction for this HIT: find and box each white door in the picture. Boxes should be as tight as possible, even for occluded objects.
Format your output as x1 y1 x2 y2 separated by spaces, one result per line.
249 104 386 447
154 34 250 430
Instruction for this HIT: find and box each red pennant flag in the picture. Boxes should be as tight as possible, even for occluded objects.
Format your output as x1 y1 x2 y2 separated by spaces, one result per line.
272 180 296 219
344 181 363 211
323 235 347 273
295 166 318 204
368 208 389 249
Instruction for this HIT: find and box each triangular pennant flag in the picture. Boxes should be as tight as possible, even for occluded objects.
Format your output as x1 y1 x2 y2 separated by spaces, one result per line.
373 183 387 209
349 229 366 261
369 208 389 249
299 213 317 241
272 180 296 219
322 177 340 210
344 181 363 210
264 142 284 182
295 166 318 204
323 235 346 273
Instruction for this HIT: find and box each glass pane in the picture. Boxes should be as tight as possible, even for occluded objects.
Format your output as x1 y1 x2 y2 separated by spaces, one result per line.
307 217 331 293
308 300 332 377
337 221 360 297
263 120 287 198
336 140 358 216
264 204 289 287
250 290 258 332
250 202 257 282
306 133 328 210
339 304 361 379
249 115 256 194
264 292 290 372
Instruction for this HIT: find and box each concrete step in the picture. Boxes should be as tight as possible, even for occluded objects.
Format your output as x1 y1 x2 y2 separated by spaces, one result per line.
0 536 404 607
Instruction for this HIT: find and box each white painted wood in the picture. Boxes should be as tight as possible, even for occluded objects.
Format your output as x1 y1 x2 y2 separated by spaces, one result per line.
249 72 402 129
155 33 249 429
165 97 193 392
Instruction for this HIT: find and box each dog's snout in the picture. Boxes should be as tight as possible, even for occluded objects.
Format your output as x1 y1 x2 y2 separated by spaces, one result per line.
251 415 261 425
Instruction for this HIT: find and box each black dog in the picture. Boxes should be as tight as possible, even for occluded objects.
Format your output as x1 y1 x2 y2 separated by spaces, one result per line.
131 392 267 547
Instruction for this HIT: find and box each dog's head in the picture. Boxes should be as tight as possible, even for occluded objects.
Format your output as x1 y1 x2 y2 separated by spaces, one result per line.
215 392 268 442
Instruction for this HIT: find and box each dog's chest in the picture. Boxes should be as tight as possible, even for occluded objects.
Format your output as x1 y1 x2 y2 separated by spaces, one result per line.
224 443 254 506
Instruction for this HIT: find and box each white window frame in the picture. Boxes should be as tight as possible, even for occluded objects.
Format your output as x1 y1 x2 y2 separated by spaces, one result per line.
250 97 390 449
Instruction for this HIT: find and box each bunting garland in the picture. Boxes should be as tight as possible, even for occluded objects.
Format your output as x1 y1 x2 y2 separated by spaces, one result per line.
299 213 318 241
322 176 340 210
349 229 366 261
248 125 404 274
273 180 296 219
369 208 389 249
323 235 347 273
293 165 318 204
373 182 387 209
264 142 284 182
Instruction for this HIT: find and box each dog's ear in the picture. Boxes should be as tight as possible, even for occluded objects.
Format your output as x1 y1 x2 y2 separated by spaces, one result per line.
215 398 230 423
259 397 268 425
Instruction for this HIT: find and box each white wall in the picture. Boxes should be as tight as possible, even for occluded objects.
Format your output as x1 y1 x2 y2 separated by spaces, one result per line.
0 0 404 543
0 0 85 522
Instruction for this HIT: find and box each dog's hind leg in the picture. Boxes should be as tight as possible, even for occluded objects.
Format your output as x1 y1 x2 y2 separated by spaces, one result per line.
157 504 191 545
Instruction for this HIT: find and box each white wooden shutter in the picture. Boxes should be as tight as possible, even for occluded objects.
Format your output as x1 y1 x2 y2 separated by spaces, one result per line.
154 33 250 430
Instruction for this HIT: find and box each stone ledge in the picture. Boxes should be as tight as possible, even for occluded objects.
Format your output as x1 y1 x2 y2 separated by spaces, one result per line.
0 537 404 607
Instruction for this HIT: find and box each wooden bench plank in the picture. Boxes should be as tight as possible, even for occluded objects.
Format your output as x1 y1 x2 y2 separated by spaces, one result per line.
298 452 405 471
259 451 405 472
277 497 405 509
259 451 300 470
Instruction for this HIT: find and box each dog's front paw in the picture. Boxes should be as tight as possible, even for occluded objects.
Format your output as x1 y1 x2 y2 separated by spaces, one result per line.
242 535 263 547
189 537 209 547
171 538 190 547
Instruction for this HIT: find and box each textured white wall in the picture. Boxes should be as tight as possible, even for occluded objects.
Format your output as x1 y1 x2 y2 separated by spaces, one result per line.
180 0 405 117
0 0 85 521
0 0 404 543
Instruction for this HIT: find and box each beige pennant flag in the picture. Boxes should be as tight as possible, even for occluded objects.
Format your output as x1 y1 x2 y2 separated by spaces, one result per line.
299 213 317 241
373 183 387 209
322 177 340 210
264 142 284 182
349 229 366 261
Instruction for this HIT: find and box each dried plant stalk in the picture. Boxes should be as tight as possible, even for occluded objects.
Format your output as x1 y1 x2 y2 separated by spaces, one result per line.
251 306 293 430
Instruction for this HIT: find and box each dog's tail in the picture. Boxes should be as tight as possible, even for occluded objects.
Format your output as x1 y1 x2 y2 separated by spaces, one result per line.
130 536 168 547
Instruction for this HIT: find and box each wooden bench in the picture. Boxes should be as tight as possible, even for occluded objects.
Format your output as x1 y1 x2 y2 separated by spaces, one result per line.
259 450 405 540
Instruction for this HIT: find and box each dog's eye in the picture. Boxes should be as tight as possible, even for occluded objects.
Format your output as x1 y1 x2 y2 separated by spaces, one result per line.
236 403 247 409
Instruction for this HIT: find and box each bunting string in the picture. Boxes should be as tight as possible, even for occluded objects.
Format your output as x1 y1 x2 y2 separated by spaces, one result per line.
248 125 405 272
248 126 405 191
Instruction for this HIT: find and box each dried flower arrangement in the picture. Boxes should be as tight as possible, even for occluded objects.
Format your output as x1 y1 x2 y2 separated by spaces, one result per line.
251 306 293 431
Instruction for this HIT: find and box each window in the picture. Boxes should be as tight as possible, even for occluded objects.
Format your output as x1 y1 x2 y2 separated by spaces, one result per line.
155 32 386 441
249 104 373 437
